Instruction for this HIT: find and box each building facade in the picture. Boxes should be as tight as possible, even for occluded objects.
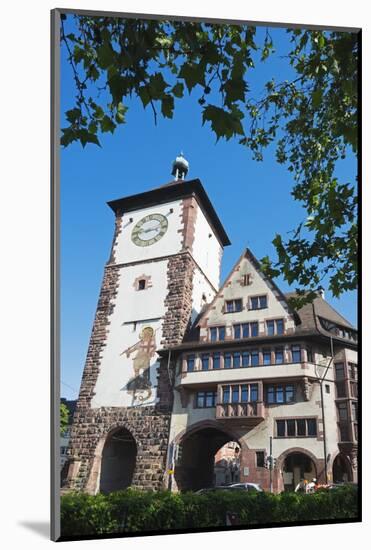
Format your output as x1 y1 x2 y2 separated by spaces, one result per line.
63 162 358 494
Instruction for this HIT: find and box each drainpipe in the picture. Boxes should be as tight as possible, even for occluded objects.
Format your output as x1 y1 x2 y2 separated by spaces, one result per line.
312 303 334 485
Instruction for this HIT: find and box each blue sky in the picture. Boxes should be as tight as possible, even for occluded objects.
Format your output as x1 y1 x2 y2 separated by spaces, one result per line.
60 18 357 400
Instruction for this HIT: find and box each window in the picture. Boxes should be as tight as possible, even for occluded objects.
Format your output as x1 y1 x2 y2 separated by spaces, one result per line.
196 391 217 408
232 385 239 403
250 295 268 310
275 348 284 364
267 384 295 404
222 383 260 404
263 350 271 365
186 355 195 372
335 381 346 398
350 382 358 398
241 385 248 402
339 424 350 441
275 418 317 437
242 351 250 367
225 299 243 313
325 384 330 394
233 352 241 368
267 319 284 336
212 352 220 370
276 420 285 437
138 279 146 290
233 324 241 339
256 451 265 468
335 363 345 379
224 353 232 369
242 274 251 286
306 348 313 362
348 363 357 380
291 345 301 363
297 419 306 436
251 350 259 366
201 353 210 371
287 419 296 436
337 402 348 421
351 401 358 421
210 326 225 342
250 384 258 402
222 386 231 403
233 322 257 338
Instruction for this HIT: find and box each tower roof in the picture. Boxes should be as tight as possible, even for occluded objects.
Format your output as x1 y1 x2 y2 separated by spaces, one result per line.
107 178 231 246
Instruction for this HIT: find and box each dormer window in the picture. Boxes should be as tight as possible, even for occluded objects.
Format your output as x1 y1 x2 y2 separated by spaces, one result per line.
225 299 243 313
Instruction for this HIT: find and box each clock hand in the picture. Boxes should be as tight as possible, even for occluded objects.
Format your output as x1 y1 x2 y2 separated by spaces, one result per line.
140 224 161 234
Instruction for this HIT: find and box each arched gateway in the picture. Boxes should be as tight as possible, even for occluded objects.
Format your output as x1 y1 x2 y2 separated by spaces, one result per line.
99 427 137 494
173 422 243 492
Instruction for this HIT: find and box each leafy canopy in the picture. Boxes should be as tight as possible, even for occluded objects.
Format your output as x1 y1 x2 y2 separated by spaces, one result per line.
60 15 358 306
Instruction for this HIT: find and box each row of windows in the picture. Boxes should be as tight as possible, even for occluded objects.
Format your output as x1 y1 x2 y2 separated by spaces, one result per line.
209 318 285 341
186 345 306 371
196 383 296 408
276 418 317 438
225 294 268 313
318 317 357 341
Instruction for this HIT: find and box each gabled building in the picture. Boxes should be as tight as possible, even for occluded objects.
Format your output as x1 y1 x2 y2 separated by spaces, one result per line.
163 248 358 492
63 159 357 495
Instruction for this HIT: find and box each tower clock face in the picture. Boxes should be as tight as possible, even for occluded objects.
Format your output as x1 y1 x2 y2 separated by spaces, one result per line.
131 213 168 247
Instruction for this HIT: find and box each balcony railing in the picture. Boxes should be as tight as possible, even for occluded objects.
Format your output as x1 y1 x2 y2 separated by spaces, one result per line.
216 401 265 420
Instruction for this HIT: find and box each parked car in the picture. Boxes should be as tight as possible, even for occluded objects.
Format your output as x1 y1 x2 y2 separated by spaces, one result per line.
196 483 263 494
228 482 263 492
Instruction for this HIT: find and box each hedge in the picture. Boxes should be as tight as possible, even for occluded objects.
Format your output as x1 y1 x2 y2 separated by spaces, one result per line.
61 486 358 537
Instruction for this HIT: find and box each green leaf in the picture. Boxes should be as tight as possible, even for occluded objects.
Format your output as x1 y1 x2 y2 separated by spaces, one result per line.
202 105 244 141
312 88 322 108
79 129 101 148
100 115 116 133
178 62 205 92
148 73 168 99
97 42 114 69
65 108 81 123
172 82 184 98
138 86 151 108
161 95 174 118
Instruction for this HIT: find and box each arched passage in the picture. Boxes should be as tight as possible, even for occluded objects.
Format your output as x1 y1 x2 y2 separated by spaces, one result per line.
282 451 317 492
332 453 353 483
174 423 242 492
99 427 137 494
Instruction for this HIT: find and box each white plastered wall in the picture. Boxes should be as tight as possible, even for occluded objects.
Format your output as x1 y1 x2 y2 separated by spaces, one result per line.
114 199 183 264
200 255 295 340
92 260 169 408
192 204 222 289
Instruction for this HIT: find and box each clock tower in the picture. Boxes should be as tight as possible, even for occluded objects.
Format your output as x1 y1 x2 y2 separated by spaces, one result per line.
64 155 230 494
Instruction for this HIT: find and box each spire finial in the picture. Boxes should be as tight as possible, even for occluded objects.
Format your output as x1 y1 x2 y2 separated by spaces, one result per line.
171 152 189 181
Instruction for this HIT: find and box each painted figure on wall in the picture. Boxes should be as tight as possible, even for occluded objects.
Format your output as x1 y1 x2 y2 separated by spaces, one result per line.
120 326 157 405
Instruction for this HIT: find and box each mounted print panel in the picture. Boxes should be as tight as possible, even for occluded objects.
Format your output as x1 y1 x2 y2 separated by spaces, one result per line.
51 7 360 542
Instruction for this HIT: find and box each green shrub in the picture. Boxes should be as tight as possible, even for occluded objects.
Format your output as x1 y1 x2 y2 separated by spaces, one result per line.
60 485 358 537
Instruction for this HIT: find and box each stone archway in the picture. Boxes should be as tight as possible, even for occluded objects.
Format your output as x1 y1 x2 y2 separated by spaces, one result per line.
173 421 245 492
98 426 137 494
277 449 318 492
332 453 353 483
